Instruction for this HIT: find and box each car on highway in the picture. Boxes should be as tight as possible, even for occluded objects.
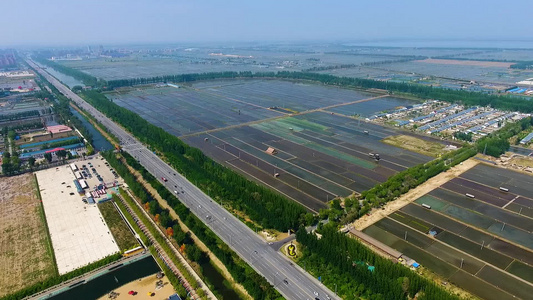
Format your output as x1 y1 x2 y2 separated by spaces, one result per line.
174 190 178 194
161 177 168 182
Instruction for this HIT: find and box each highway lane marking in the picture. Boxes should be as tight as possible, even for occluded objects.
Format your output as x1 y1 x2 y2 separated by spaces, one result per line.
33 60 338 299
135 148 337 298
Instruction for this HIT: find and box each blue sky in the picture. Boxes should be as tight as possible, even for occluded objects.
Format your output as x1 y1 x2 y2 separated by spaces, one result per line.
1 0 531 46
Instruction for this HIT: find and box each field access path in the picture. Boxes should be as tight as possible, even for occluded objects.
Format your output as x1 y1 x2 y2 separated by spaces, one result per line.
353 158 480 231
180 88 388 139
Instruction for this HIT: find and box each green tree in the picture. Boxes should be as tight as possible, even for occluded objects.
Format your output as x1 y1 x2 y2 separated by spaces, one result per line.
56 150 67 161
28 157 36 169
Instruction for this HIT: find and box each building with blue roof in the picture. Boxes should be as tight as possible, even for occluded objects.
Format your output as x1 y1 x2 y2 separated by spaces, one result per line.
520 132 533 144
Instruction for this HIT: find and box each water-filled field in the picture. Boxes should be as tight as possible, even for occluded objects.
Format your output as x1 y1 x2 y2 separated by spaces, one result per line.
185 111 434 211
363 163 533 300
111 79 440 211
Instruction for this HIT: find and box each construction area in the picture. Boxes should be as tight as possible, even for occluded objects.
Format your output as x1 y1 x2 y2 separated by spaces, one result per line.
35 155 123 274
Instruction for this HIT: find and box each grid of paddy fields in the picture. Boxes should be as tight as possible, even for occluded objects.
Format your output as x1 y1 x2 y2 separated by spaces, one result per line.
109 79 440 211
363 163 533 300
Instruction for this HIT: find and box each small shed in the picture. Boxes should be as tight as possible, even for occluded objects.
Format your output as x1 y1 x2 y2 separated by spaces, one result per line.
266 147 278 155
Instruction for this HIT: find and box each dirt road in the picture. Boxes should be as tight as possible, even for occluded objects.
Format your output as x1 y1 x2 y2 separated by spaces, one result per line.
354 158 479 230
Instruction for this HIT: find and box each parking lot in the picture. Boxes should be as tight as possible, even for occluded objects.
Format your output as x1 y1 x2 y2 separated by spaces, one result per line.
75 155 121 191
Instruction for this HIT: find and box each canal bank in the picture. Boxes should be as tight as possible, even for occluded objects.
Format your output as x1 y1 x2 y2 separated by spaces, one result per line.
46 255 163 300
69 107 113 152
41 65 85 89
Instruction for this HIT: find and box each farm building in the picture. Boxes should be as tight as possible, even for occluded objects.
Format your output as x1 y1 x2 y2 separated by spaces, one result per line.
265 147 278 155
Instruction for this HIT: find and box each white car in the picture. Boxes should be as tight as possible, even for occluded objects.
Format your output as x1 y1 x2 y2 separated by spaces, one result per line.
174 190 178 194
314 291 319 296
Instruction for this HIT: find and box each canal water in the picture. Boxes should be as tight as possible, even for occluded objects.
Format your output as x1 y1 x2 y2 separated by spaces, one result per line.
50 255 160 300
70 107 113 152
45 66 85 88
201 260 241 299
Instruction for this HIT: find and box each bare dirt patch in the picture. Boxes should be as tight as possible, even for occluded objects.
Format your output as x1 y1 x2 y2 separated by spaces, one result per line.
97 273 174 300
417 58 513 68
0 173 56 297
382 135 447 157
353 158 479 230
260 229 289 242
508 155 533 168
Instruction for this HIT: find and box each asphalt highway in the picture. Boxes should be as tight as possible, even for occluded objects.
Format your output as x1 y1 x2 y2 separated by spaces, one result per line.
29 59 339 300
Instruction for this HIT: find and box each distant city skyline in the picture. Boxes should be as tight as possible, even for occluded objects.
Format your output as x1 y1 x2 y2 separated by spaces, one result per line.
1 0 532 47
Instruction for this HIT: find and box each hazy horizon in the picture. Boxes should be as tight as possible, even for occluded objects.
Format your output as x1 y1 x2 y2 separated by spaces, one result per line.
1 0 532 48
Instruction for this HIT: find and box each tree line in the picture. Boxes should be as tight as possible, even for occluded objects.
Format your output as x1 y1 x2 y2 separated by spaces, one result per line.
82 90 308 231
350 146 476 222
102 151 281 300
296 226 459 300
104 71 533 113
360 57 422 66
303 64 359 72
510 61 533 69
476 117 533 157
311 145 477 227
0 110 40 121
38 137 83 150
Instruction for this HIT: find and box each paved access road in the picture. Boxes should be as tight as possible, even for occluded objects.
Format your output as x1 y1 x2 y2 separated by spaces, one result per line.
29 59 339 300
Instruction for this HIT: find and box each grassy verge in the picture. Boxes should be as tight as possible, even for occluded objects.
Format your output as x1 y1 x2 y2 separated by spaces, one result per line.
113 195 150 246
98 200 139 252
117 189 204 296
33 174 59 277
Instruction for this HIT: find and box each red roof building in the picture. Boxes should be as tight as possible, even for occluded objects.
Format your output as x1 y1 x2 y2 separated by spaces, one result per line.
47 125 72 134
45 147 65 154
